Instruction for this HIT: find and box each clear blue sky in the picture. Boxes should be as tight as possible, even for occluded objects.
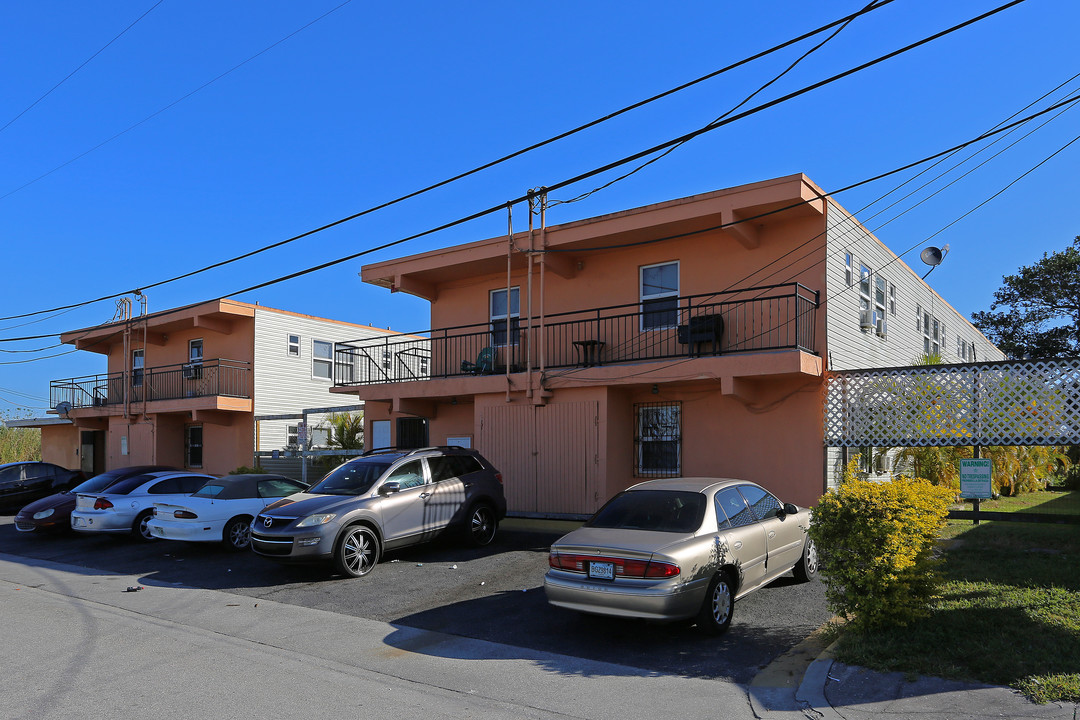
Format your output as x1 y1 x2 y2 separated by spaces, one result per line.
2 0 1078 416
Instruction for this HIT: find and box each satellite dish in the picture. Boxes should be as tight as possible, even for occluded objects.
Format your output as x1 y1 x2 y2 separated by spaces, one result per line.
54 401 72 417
920 246 944 267
919 244 950 279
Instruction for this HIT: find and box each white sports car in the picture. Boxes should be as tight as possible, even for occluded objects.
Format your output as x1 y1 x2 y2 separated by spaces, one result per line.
148 474 308 550
72 470 215 540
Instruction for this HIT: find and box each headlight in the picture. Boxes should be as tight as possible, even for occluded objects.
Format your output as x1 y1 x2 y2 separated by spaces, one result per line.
33 508 55 520
295 513 337 528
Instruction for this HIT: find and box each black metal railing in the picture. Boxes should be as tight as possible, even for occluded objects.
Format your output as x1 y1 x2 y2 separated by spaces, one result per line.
333 283 818 386
50 358 251 410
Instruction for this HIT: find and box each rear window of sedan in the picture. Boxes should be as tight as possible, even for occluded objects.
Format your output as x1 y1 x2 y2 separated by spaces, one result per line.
586 490 706 533
309 459 393 496
93 474 159 495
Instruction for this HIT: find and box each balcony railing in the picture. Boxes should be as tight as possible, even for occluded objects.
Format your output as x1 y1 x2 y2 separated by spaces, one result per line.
334 283 818 387
50 358 251 410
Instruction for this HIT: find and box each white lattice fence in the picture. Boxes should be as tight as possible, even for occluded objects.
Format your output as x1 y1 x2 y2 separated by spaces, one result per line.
825 358 1080 447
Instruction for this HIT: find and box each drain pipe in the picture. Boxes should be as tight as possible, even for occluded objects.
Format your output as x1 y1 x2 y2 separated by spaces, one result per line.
506 202 514 404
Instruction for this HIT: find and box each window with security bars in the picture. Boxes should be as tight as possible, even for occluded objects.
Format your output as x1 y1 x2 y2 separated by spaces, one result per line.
634 402 681 477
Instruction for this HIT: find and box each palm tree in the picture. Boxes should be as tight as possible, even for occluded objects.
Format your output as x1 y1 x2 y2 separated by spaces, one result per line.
318 411 364 470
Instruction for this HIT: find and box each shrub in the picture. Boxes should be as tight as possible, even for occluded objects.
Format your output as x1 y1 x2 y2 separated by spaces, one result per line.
229 465 267 475
809 475 953 630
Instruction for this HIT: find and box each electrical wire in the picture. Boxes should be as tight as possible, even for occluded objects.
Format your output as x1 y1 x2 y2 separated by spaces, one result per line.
0 1 166 135
550 0 882 207
0 0 354 205
0 0 1035 347
1 86 1072 348
0 0 900 324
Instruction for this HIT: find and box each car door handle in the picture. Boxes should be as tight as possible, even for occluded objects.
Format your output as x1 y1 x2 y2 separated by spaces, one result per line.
769 530 776 539
420 492 431 499
733 540 743 550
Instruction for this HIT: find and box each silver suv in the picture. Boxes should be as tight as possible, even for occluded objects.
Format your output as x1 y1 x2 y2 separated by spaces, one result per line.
251 446 507 577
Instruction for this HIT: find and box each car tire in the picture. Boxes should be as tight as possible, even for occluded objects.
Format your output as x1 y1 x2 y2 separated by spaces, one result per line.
465 503 497 547
792 536 818 582
334 525 380 578
696 570 735 635
223 516 253 551
132 510 156 542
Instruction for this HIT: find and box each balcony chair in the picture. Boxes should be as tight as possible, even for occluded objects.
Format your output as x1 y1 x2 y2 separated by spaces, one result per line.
461 347 496 375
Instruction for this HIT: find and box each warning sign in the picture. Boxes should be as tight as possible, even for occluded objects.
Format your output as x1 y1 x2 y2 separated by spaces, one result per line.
960 459 992 499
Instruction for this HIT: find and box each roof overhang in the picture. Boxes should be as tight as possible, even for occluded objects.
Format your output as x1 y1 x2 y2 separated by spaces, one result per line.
361 174 826 301
60 299 255 354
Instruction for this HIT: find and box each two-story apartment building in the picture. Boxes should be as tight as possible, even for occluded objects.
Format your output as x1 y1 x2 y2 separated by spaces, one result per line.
329 174 1003 515
46 299 399 477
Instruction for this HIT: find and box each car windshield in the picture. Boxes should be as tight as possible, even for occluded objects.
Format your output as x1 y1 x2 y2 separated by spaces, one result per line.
308 459 393 496
586 489 706 533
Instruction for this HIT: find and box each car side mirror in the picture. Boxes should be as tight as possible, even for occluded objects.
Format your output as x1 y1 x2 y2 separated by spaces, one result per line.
782 502 799 517
380 480 401 496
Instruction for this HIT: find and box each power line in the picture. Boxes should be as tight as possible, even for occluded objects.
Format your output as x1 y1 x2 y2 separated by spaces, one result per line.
0 0 355 205
0 0 1033 345
551 0 883 207
1 78 1071 349
0 0 898 324
0 1 166 135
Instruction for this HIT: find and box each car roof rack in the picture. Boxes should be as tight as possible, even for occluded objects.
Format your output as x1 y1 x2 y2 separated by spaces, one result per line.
360 445 471 458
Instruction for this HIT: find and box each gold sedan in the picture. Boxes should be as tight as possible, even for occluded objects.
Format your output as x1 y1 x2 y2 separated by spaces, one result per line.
543 477 817 634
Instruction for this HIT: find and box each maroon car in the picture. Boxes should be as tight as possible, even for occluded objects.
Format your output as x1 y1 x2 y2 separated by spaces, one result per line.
14 465 174 533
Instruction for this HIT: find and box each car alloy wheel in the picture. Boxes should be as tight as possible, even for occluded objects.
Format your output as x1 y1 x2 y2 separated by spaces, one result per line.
467 504 497 547
224 517 252 550
133 510 156 542
697 571 734 635
335 525 380 578
793 537 818 582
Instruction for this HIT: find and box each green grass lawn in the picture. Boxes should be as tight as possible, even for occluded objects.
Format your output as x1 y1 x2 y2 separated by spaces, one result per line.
828 499 1080 704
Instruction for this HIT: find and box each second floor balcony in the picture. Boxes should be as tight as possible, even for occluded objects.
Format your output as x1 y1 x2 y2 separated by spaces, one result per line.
333 283 819 387
51 358 251 411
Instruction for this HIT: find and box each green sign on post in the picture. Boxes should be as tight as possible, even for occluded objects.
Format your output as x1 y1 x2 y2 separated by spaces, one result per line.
960 459 993 499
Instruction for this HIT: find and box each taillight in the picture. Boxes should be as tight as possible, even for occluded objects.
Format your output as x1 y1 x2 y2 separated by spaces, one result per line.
173 510 198 519
548 550 679 578
93 498 113 510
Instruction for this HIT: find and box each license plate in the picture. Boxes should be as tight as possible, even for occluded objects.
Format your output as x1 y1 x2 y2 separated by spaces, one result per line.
588 561 614 580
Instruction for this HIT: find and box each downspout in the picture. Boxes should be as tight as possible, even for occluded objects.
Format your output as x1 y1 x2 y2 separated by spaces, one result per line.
506 203 514 404
525 192 536 399
538 190 547 382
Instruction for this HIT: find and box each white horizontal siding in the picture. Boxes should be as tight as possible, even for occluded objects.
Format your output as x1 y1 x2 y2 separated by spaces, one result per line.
824 200 1004 373
252 308 398 451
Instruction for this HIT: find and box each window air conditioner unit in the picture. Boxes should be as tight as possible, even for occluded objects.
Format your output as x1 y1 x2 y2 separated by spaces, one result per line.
859 309 875 330
182 364 202 379
875 313 888 338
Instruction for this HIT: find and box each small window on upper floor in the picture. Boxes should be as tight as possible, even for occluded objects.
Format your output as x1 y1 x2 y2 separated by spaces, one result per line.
312 340 333 379
288 334 301 357
859 265 872 311
640 261 679 330
844 253 853 286
889 283 896 316
490 287 520 346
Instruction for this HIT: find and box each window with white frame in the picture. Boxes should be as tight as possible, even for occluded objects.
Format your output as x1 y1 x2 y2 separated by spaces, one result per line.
889 283 896 316
312 340 333 379
640 261 679 330
858 265 872 312
932 318 940 356
634 402 681 476
844 253 853 285
132 349 144 388
189 338 203 365
287 334 301 357
874 276 887 336
287 425 299 448
916 303 922 331
490 287 520 346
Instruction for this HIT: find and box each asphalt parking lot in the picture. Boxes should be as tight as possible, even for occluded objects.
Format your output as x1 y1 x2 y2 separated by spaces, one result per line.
0 514 831 684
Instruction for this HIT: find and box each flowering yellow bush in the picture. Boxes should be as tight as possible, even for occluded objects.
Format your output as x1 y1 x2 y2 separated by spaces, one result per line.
809 475 952 629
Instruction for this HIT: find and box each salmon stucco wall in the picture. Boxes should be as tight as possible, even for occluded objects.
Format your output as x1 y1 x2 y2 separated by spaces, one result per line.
40 425 81 468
